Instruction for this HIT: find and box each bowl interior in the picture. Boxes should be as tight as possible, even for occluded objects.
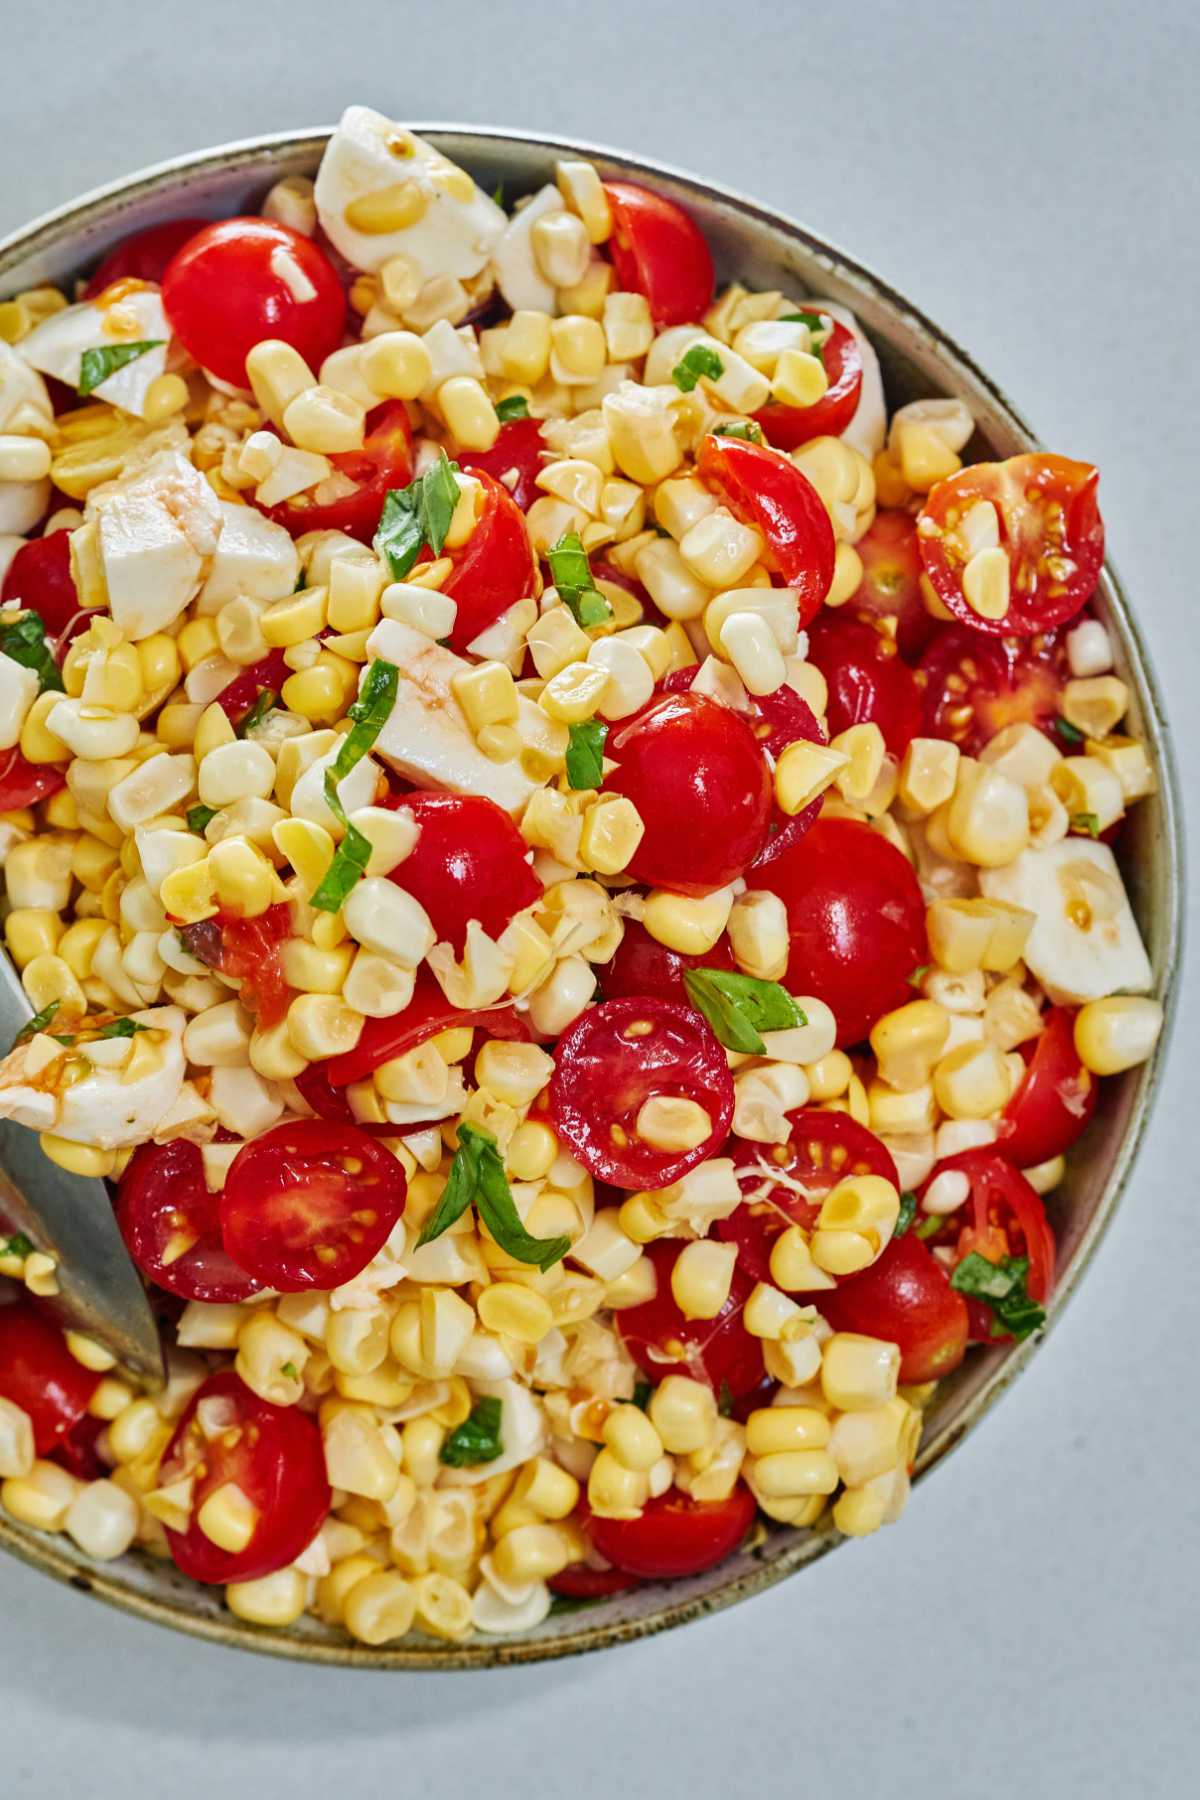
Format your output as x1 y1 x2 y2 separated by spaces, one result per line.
0 127 1183 1668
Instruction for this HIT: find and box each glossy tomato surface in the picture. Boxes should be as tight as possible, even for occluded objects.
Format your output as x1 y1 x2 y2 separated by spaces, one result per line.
602 182 715 327
1 530 78 638
753 317 863 451
601 919 735 1003
118 1138 261 1303
461 416 545 512
604 691 772 895
213 648 292 728
820 1230 969 1382
547 1561 642 1599
757 817 927 1046
83 218 207 298
179 903 294 1028
920 1151 1055 1341
0 1302 99 1454
584 1484 757 1579
262 400 413 542
918 624 1068 756
442 473 537 651
324 971 530 1087
0 751 66 811
551 997 734 1191
840 509 934 658
618 1240 763 1399
383 792 540 955
696 433 835 622
998 1005 1096 1168
807 613 923 755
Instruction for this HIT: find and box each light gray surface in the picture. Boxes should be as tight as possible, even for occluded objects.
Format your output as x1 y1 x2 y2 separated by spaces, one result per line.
1 1 1196 1794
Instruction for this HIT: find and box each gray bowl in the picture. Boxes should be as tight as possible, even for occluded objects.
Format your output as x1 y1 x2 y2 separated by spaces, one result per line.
0 125 1184 1668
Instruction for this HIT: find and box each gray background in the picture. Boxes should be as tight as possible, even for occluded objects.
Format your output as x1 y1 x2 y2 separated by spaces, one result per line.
1 1 1196 1794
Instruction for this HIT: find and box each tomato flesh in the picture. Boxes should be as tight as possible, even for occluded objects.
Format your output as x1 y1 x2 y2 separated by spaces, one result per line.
839 509 934 658
213 648 293 728
920 1151 1055 1342
117 1138 261 1304
441 473 537 652
261 400 413 543
618 1241 763 1399
583 1484 757 1580
820 1231 969 1382
379 791 541 956
806 613 923 756
83 218 208 298
997 1005 1096 1168
0 750 66 811
324 970 531 1087
918 623 1068 758
602 183 715 328
753 317 863 451
0 1302 100 1454
461 416 545 512
696 433 835 623
1 530 79 639
178 903 294 1028
548 1561 642 1598
602 919 735 1004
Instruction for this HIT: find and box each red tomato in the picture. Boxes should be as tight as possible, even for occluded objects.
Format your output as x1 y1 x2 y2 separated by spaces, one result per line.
918 453 1104 637
547 1561 642 1598
162 217 344 387
0 1302 99 1454
0 750 66 811
584 1484 757 1579
753 317 863 451
745 686 830 874
695 434 835 623
178 903 293 1028
806 614 923 756
918 623 1068 757
604 691 772 895
603 182 715 327
51 1413 109 1481
602 919 735 1004
819 1230 969 1382
551 997 735 1191
381 793 541 956
461 416 545 512
840 510 934 658
1 530 78 637
717 1110 897 1283
920 1151 1055 1341
324 970 531 1087
619 1240 763 1398
160 1372 330 1584
214 648 292 727
441 473 537 652
997 1005 1096 1168
219 1121 407 1292
261 400 413 543
757 817 928 1047
117 1138 261 1304
83 218 208 298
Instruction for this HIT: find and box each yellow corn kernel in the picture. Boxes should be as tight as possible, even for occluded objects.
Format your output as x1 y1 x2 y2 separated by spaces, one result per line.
960 546 1011 622
511 1457 581 1522
587 1447 649 1520
506 1120 559 1182
360 329 432 400
159 857 217 924
774 739 849 815
245 339 317 424
4 909 62 969
669 1239 737 1320
476 1282 555 1345
811 1174 901 1276
896 420 961 491
19 691 68 765
637 1096 714 1157
831 722 886 805
933 1040 1011 1119
260 585 329 649
899 737 961 815
1073 995 1164 1076
206 836 275 919
527 606 592 680
281 937 353 996
579 795 645 875
821 1333 900 1412
746 1406 830 1457
539 660 610 724
287 994 363 1061
226 1568 308 1628
603 385 683 487
280 662 347 724
344 179 427 234
196 1481 260 1555
176 617 221 673
342 1570 418 1646
648 1375 718 1457
452 660 518 734
642 885 734 955
946 761 1029 867
600 1405 663 1474
768 1224 835 1294
193 703 236 762
39 1135 117 1179
1050 754 1125 833
271 816 335 896
870 1001 951 1091
438 376 500 452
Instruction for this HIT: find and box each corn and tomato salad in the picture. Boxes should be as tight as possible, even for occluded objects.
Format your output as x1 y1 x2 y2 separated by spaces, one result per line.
0 107 1164 1644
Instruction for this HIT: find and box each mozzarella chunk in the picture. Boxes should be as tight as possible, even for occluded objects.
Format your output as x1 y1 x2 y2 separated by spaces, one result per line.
364 618 540 815
0 1007 186 1148
86 450 223 639
0 653 40 750
314 106 505 278
194 502 300 612
491 184 564 315
979 839 1152 1005
0 341 53 433
809 300 886 461
290 744 382 835
19 291 170 417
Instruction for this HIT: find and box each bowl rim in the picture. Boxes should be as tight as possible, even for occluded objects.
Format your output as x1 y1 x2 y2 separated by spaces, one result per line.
0 122 1185 1671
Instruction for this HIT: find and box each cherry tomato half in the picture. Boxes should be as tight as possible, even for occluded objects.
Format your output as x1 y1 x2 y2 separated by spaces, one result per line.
618 1240 763 1399
51 1413 109 1482
718 1110 898 1283
461 416 545 512
551 997 734 1191
753 317 863 451
806 613 922 756
0 1301 100 1454
0 750 66 812
746 686 830 874
602 919 735 1004
819 1230 969 1383
117 1138 261 1304
219 1121 407 1292
162 217 345 387
918 453 1104 637
213 648 293 728
1 530 78 638
178 903 294 1028
839 509 934 659
604 691 772 895
547 1561 642 1599
83 217 208 298
920 1151 1055 1342
918 624 1068 757
997 1005 1096 1168
380 791 541 955
583 1484 757 1579
696 433 835 623
323 970 531 1088
757 817 928 1047
161 1372 330 1584
603 182 715 328
260 400 414 543
441 472 537 652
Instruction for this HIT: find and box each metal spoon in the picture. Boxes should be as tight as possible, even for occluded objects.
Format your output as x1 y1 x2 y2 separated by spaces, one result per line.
0 957 163 1384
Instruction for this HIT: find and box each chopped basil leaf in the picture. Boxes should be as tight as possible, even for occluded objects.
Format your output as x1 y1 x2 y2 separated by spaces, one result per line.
12 1000 60 1047
914 1213 942 1240
1071 812 1101 838
671 344 724 393
374 453 461 581
908 963 933 989
94 1017 147 1040
565 720 607 790
1054 716 1085 745
0 1232 35 1259
78 340 163 397
418 1123 570 1271
894 1190 918 1237
682 968 805 1056
712 419 763 444
416 1127 486 1248
238 689 276 737
495 394 530 422
547 530 612 628
440 1395 504 1467
186 804 217 835
0 611 64 694
491 180 505 207
949 1251 1046 1341
780 309 829 337
310 659 399 913
717 1379 735 1418
280 1361 299 1381
632 1379 653 1412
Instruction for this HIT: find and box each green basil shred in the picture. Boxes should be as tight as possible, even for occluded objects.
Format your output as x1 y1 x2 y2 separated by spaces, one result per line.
1071 812 1101 838
78 340 163 397
682 968 805 1057
309 659 399 913
565 720 607 790
494 394 530 422
0 1233 35 1260
374 453 461 581
440 1396 504 1467
238 689 277 737
671 344 723 392
417 1123 570 1271
894 1190 918 1237
0 612 64 694
187 804 217 835
712 420 763 444
12 1001 61 1047
949 1251 1046 1340
546 531 611 627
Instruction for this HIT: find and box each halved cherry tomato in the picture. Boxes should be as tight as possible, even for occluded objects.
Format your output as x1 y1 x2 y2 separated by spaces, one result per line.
997 1005 1096 1168
753 317 863 451
551 997 734 1191
746 686 830 873
756 817 928 1047
323 970 531 1088
839 509 933 658
0 750 66 811
117 1138 261 1303
601 919 735 1004
602 182 715 328
83 217 208 298
603 691 772 895
695 433 835 623
918 623 1068 756
919 1150 1055 1342
441 472 537 652
291 1061 441 1139
219 1121 407 1292
178 903 293 1028
1 530 78 637
51 1413 109 1481
819 1230 969 1382
583 1483 757 1579
213 648 292 727
461 416 545 512
806 613 922 755
717 1110 897 1283
618 1240 763 1399
0 1301 100 1454
547 1561 642 1598
381 792 541 956
260 400 414 543
161 1372 330 1584
162 217 345 387
918 453 1104 637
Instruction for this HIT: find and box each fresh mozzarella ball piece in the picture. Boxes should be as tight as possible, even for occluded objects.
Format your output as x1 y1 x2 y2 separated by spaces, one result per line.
979 839 1152 1005
194 503 300 612
88 450 224 639
809 300 886 461
491 185 564 315
19 291 170 417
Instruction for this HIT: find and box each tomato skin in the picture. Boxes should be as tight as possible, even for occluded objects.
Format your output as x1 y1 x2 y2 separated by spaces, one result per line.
214 649 292 727
324 971 532 1087
551 998 735 1192
839 510 933 659
920 1151 1055 1342
618 1240 763 1399
547 1561 642 1598
83 218 208 298
178 903 293 1028
441 473 537 652
820 1231 969 1383
918 453 1105 637
602 919 735 1003
806 614 923 756
219 1121 407 1293
757 817 928 1047
1 530 78 638
602 182 715 328
161 1373 331 1585
604 691 772 895
918 623 1068 756
583 1484 757 1579
379 791 541 956
0 750 66 811
461 416 545 512
261 400 413 543
162 217 345 387
753 318 863 451
997 1006 1096 1168
117 1138 262 1304
0 1302 100 1454
50 1413 109 1482
695 434 835 622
